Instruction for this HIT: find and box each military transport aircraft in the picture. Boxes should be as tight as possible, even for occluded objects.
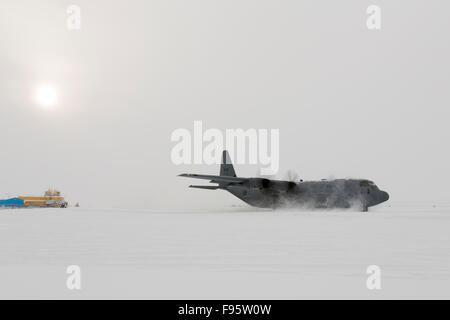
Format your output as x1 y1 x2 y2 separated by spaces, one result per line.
179 151 389 211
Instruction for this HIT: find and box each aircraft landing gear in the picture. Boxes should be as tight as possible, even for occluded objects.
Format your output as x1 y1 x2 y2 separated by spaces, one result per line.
358 200 368 212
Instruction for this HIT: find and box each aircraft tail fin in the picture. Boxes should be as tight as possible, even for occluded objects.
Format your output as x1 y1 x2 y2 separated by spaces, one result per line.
220 150 236 177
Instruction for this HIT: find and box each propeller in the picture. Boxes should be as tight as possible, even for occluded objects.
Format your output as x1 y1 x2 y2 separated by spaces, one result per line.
284 169 302 182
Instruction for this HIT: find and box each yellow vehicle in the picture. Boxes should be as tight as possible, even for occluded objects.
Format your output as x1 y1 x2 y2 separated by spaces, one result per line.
19 189 68 208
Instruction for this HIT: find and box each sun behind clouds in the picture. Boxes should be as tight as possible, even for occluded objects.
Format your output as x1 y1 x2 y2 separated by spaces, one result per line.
35 84 58 109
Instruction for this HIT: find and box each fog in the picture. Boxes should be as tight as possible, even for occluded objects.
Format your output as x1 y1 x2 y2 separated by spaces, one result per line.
1 1 449 210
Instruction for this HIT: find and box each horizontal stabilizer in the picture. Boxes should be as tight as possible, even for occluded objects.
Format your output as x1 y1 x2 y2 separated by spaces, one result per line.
189 185 219 190
178 173 247 184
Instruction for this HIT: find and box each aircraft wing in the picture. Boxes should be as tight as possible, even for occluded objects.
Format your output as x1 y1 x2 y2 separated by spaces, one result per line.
178 173 248 184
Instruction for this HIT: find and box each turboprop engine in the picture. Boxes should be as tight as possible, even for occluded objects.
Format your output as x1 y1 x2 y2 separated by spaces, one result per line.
245 178 296 194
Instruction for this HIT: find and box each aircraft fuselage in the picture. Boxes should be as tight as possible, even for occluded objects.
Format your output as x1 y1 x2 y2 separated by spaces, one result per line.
225 178 389 211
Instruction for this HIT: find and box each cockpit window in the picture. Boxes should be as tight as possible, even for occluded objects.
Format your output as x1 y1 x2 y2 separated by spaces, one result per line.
360 180 374 187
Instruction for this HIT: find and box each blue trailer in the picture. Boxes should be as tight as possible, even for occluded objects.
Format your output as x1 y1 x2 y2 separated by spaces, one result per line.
0 198 25 207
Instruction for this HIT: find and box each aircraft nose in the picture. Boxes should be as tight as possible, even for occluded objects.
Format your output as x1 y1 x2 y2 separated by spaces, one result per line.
380 191 389 202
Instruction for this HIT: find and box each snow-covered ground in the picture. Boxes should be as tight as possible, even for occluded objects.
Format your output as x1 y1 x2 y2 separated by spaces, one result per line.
0 203 449 299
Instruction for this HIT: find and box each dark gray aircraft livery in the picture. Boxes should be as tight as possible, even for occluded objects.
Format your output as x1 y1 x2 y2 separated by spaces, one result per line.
179 151 389 211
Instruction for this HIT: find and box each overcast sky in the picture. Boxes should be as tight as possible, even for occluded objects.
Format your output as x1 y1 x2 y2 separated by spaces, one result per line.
1 1 449 210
